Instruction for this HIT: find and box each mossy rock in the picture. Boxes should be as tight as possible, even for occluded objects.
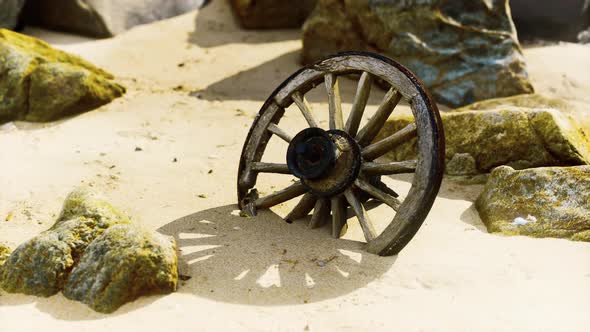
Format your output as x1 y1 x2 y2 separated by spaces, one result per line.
0 29 125 124
475 166 590 241
63 224 178 313
0 243 11 268
376 97 590 174
302 0 534 107
0 188 130 296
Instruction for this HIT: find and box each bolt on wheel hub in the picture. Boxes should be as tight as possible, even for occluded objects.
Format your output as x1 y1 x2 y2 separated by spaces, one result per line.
287 128 361 197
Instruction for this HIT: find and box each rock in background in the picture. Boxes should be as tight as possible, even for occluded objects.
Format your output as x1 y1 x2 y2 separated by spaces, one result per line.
376 94 590 175
0 0 25 30
0 188 178 313
302 0 534 107
23 0 207 38
229 0 317 29
0 29 125 124
511 0 590 42
476 166 590 241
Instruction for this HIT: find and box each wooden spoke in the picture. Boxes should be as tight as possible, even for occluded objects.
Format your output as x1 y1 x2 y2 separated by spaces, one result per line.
345 72 373 136
344 189 377 241
325 73 344 130
361 122 417 161
309 199 330 229
361 160 417 175
331 196 347 239
255 182 307 209
354 179 401 212
291 91 319 128
356 87 402 147
267 123 293 143
251 162 291 174
285 193 317 223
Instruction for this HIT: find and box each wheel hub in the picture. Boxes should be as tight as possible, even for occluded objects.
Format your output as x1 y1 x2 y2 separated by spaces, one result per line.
287 128 361 197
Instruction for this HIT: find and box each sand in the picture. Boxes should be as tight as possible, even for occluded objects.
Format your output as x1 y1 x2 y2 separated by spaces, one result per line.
1 1 589 331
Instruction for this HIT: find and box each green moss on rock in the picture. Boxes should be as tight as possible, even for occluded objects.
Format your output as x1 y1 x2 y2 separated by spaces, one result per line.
63 224 178 313
0 188 130 296
302 0 533 107
0 243 11 268
475 166 590 241
377 97 590 174
0 29 124 123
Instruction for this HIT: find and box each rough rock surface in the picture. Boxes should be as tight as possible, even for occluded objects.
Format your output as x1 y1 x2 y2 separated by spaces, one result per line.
0 0 25 30
0 29 125 124
230 0 317 29
0 189 130 296
24 0 207 38
302 0 534 107
476 166 590 241
376 95 590 174
0 243 11 268
63 224 178 313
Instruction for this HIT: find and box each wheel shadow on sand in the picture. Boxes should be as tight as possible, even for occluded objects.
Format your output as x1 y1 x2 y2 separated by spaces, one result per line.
158 204 397 305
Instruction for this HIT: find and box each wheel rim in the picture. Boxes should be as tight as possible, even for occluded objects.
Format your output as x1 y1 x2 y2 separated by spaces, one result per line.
237 51 445 256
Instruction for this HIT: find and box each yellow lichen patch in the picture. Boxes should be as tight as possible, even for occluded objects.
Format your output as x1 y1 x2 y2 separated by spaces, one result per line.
475 166 590 242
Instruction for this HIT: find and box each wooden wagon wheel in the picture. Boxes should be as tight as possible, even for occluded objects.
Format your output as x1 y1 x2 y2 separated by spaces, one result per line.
237 52 445 256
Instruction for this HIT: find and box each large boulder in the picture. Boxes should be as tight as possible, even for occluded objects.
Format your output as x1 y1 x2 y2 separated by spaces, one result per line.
476 166 590 241
23 0 207 38
376 95 590 175
0 189 131 296
63 224 178 313
302 0 534 107
229 0 317 29
0 29 125 124
511 0 589 42
0 0 25 30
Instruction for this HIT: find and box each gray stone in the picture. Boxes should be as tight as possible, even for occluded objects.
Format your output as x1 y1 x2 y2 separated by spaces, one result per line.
24 0 207 38
0 0 25 30
63 224 178 313
302 0 534 108
230 0 317 29
476 166 590 241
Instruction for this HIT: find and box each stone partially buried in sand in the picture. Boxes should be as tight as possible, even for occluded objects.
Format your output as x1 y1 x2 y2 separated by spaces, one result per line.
302 0 534 107
0 189 130 296
376 95 590 175
0 29 125 124
63 224 178 313
476 166 590 241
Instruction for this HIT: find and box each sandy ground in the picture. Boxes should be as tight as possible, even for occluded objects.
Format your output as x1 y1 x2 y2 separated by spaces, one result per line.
1 2 590 331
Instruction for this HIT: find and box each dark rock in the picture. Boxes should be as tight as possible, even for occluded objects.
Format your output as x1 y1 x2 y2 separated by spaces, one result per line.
230 0 317 29
0 29 125 124
63 224 178 313
511 0 590 42
302 0 534 108
0 0 25 30
476 166 590 241
23 0 207 38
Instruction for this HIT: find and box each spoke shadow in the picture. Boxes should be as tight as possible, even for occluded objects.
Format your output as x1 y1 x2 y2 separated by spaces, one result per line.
158 204 396 305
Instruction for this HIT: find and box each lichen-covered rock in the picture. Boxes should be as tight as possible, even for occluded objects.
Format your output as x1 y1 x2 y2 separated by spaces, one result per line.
0 29 125 124
230 0 317 29
302 0 534 107
377 95 590 174
0 0 25 30
23 0 207 38
63 224 178 313
476 166 590 241
0 188 130 296
0 243 11 268
446 153 478 176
